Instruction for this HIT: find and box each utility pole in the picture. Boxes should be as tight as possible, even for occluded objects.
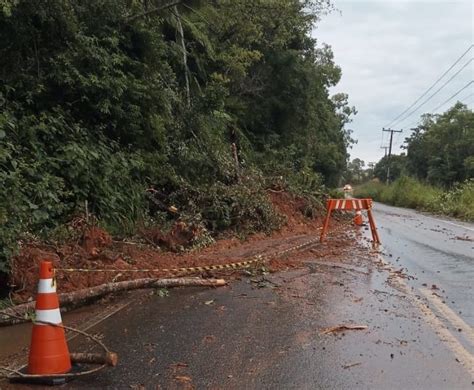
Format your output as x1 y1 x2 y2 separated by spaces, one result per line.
380 146 389 157
382 128 402 184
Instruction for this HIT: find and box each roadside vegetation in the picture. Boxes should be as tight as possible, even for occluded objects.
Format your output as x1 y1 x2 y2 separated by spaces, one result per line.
353 102 473 221
0 1 355 275
355 177 474 221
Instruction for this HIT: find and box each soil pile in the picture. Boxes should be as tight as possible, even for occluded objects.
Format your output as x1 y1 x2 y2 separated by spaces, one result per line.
8 191 351 302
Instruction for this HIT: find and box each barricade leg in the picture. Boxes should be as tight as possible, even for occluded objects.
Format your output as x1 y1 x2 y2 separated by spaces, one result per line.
367 209 381 244
320 209 332 242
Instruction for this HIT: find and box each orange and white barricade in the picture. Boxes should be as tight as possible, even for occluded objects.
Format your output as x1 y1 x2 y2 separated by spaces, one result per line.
320 198 380 244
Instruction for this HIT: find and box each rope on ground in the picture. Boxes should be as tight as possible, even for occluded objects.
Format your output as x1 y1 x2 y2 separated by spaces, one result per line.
0 222 351 379
55 257 264 274
53 224 348 275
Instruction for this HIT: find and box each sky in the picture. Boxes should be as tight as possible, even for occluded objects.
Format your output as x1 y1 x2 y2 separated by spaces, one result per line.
314 0 474 164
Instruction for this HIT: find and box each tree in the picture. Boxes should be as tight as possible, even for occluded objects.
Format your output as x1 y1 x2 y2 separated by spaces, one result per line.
374 154 407 183
403 102 474 187
0 0 354 273
345 158 365 184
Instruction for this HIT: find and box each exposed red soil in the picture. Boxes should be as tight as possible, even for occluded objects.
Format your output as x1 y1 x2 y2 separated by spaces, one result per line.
8 191 352 303
141 221 204 252
81 226 112 256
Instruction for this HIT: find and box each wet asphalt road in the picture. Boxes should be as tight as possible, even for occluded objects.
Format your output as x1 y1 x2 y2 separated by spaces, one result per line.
69 203 473 389
374 202 474 326
2 204 473 389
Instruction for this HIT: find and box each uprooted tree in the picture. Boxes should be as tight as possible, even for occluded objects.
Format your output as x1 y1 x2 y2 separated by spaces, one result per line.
0 0 356 274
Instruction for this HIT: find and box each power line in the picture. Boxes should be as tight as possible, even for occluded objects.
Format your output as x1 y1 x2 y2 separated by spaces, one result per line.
405 80 474 129
460 91 474 103
430 80 473 113
455 88 474 104
393 130 404 148
393 58 473 128
383 44 473 128
461 92 474 109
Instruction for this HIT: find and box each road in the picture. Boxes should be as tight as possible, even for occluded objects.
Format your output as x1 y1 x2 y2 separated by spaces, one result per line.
373 202 474 327
1 203 473 389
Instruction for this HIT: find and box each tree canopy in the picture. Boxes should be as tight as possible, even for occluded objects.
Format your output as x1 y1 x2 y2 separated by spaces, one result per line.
404 103 473 187
371 102 473 186
0 0 355 272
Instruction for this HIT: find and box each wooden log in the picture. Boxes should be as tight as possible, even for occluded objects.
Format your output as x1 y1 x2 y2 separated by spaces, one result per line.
70 352 118 367
0 278 226 326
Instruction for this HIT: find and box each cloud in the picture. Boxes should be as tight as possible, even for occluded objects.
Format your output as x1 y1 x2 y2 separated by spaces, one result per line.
313 0 473 163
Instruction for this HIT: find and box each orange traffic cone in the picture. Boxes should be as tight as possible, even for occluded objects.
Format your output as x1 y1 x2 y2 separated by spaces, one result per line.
354 210 363 226
27 260 71 375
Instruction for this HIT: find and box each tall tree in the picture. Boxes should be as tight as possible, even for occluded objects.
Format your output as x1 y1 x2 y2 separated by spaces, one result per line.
403 103 473 187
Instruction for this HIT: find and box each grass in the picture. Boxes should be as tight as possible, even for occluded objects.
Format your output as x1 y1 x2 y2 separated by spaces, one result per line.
355 177 474 221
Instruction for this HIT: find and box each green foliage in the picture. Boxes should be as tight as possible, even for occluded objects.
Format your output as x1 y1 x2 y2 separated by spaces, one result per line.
355 177 442 210
194 180 284 234
355 178 474 221
370 103 472 187
363 102 473 221
404 103 473 187
154 288 170 298
328 188 344 199
373 154 407 183
0 0 354 273
345 158 367 184
435 179 474 220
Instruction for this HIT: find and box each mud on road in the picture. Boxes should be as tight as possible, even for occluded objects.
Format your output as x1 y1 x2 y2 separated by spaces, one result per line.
3 226 473 389
2 197 474 389
7 191 336 303
78 237 471 389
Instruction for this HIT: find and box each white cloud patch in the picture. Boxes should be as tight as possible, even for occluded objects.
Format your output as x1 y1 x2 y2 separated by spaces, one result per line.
314 0 474 163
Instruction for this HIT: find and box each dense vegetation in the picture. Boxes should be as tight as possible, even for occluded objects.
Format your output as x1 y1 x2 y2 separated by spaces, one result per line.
355 177 474 221
0 0 355 273
356 102 473 220
371 103 473 185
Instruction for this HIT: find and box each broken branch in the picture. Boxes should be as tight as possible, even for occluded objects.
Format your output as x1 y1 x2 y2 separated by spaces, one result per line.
0 278 226 326
70 352 118 367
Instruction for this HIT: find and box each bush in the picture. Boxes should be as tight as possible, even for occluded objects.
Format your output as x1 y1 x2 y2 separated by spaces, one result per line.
354 180 385 200
355 177 473 221
385 176 442 210
438 179 474 220
197 180 284 235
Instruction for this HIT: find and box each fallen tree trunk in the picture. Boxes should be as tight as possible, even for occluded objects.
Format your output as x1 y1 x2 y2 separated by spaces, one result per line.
70 352 118 367
0 277 226 326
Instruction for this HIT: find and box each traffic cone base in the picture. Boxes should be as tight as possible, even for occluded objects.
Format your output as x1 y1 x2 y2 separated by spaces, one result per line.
28 326 71 374
11 365 82 386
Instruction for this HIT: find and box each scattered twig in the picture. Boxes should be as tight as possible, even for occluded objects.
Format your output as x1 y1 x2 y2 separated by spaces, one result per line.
320 324 368 335
371 289 389 295
266 188 285 193
342 362 362 369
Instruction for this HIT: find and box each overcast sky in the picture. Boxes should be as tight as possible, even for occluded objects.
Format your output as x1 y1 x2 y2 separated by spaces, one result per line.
314 0 473 164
